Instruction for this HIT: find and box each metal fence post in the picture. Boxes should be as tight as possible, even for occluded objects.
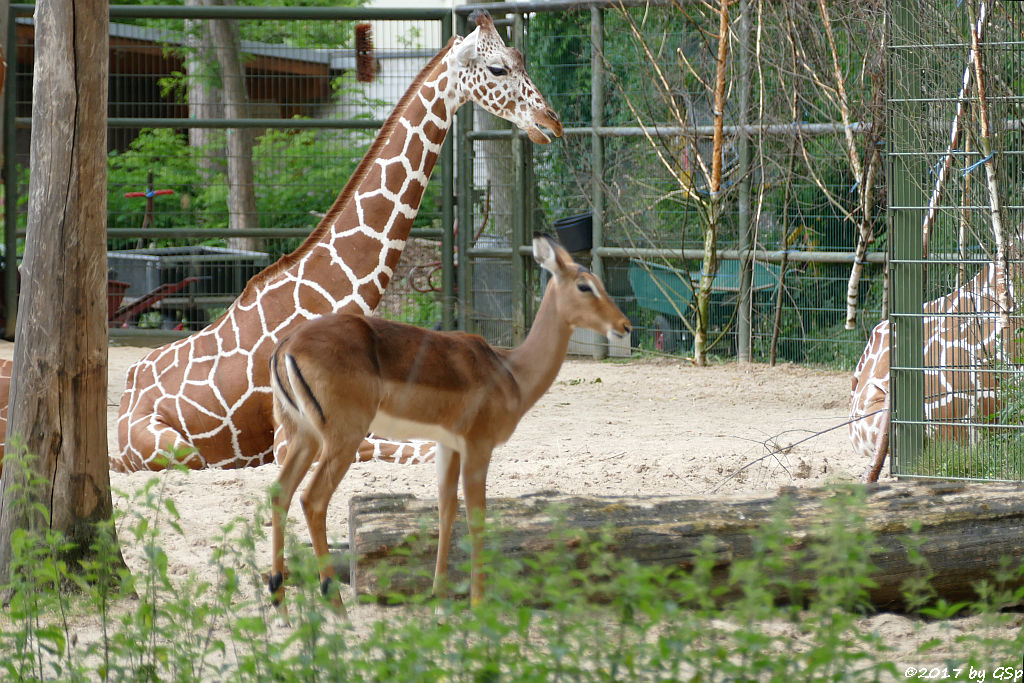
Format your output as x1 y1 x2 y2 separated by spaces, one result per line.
590 5 606 359
512 12 527 345
736 0 752 362
440 14 456 331
889 0 925 476
3 5 17 340
456 11 472 331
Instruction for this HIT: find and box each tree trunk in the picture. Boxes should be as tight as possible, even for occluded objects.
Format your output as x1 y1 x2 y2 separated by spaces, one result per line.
349 483 1024 611
693 0 730 366
206 0 258 252
185 0 223 179
0 0 123 584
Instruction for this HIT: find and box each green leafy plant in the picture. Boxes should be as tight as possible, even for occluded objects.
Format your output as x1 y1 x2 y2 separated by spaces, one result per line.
3 453 1024 681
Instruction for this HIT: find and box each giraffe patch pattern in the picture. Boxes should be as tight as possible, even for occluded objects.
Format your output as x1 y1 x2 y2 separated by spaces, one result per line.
113 12 562 472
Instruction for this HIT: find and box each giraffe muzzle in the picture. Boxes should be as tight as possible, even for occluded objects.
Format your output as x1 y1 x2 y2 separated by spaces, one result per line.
528 108 563 144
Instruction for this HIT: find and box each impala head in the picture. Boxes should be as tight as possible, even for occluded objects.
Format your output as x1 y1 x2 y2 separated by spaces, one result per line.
447 10 563 144
533 234 631 339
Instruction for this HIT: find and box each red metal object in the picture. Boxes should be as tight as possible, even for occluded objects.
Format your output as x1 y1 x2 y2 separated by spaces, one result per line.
107 280 131 318
108 276 202 327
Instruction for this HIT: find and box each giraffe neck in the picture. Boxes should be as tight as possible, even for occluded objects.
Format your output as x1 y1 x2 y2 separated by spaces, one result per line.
235 40 462 320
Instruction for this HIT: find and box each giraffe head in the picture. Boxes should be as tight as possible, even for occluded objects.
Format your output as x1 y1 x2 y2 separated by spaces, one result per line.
447 10 563 144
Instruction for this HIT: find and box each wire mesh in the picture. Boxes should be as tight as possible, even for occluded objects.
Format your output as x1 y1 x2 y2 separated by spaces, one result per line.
8 8 446 333
454 2 886 364
889 0 1024 481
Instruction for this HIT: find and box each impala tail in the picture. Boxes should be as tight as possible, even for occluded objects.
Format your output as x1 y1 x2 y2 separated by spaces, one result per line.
271 347 325 429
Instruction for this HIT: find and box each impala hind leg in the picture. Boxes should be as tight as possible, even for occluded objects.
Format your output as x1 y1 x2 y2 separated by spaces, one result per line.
300 434 360 613
433 445 460 597
461 449 491 606
269 425 319 618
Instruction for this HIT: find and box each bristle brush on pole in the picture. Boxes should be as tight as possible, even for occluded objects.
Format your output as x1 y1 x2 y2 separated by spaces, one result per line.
355 23 375 83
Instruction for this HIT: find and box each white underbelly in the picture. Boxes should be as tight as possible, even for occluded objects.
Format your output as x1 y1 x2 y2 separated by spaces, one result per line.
369 412 466 453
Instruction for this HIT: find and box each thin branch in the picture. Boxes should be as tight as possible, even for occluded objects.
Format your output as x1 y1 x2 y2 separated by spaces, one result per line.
921 0 988 260
710 409 886 493
968 0 1011 335
816 0 862 180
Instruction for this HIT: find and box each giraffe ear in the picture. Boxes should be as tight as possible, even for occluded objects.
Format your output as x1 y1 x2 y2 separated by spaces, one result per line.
454 30 479 67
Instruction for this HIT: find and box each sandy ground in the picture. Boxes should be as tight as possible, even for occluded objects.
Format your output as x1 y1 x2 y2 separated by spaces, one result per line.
0 341 1012 671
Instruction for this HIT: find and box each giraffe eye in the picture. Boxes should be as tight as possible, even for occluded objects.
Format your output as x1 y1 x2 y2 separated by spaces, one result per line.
487 65 508 77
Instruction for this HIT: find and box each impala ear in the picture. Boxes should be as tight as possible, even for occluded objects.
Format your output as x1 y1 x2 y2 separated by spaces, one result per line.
454 30 479 67
533 233 572 278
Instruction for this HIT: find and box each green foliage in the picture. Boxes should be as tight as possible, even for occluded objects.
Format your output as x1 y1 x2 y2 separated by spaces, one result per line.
910 339 1024 480
376 292 440 328
106 127 374 256
250 127 370 232
3 450 1023 681
107 128 204 239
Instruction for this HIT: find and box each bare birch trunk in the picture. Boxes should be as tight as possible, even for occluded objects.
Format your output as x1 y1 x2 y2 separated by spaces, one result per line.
921 2 986 262
844 144 881 329
958 132 973 290
820 0 885 331
968 1 1011 336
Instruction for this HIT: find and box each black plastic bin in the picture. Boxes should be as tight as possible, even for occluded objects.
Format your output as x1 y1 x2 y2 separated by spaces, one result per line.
553 212 593 252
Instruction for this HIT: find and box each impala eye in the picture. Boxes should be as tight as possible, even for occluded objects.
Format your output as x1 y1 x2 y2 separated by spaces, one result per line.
488 65 508 76
577 282 593 294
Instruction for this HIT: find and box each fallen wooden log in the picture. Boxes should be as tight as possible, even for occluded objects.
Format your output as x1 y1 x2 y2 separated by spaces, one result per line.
347 482 1024 610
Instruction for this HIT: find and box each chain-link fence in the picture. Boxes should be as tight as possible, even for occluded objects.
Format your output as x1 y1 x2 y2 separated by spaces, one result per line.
889 0 1024 480
4 5 450 338
5 2 886 361
455 0 886 366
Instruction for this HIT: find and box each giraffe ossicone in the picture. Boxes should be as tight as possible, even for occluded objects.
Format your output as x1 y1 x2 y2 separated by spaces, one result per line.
850 256 1019 481
111 10 562 472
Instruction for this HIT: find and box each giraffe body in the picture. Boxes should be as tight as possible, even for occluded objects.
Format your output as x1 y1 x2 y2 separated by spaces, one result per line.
114 12 562 471
850 260 1016 481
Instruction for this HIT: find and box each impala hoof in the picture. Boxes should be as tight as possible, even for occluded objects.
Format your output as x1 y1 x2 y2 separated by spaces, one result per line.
268 571 284 599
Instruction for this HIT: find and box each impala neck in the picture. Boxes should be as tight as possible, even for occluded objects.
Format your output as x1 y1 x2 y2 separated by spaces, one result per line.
504 278 576 413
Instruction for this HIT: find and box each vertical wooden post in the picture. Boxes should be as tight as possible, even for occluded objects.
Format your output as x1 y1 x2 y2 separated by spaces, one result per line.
0 0 122 582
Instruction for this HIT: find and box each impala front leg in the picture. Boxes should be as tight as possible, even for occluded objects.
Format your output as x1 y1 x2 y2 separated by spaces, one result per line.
461 449 491 606
433 445 460 597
